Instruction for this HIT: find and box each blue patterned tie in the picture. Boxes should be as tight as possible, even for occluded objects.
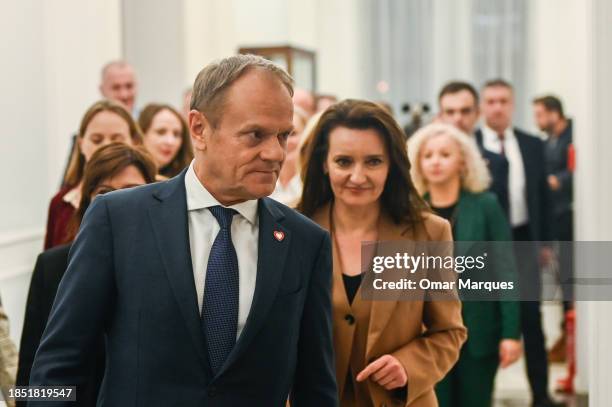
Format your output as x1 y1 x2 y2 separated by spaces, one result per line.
202 205 239 374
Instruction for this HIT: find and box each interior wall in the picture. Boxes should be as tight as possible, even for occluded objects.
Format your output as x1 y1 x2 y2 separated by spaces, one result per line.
0 0 122 343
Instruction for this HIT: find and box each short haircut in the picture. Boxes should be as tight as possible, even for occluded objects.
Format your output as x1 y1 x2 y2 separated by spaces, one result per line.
101 60 133 81
438 81 479 105
482 78 514 92
533 95 565 118
190 54 294 127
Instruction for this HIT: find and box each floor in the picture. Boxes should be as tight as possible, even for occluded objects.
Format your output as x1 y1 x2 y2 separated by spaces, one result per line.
493 302 587 407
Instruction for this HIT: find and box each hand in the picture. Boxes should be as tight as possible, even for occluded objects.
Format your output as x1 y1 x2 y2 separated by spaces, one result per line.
539 246 554 267
356 355 407 390
499 339 522 368
548 175 560 191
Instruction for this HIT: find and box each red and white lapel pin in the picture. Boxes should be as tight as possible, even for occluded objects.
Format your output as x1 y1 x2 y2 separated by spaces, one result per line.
273 230 285 242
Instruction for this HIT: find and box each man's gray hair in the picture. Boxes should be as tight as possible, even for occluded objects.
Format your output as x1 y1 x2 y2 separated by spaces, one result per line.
100 60 134 81
190 54 294 126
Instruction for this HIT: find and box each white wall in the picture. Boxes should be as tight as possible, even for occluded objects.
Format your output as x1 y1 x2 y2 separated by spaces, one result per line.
122 0 187 108
182 0 367 99
0 0 122 343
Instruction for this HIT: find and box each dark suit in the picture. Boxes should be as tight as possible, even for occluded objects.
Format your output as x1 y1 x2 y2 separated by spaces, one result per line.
473 133 510 217
434 191 520 407
29 170 337 406
476 127 553 403
16 244 104 407
545 121 574 305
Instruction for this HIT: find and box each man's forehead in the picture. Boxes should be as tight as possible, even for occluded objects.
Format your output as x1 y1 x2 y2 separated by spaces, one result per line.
104 66 135 81
482 86 512 98
441 91 476 108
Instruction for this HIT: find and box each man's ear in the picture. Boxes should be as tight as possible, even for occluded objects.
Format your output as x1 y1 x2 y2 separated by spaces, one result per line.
189 110 212 152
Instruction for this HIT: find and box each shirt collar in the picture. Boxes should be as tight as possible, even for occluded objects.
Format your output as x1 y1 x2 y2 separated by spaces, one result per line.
482 124 514 143
184 161 258 225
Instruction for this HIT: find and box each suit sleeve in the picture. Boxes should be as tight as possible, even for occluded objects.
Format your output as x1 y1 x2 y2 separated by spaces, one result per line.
290 232 338 406
29 196 116 406
16 254 48 394
484 196 521 340
536 140 554 242
391 221 467 405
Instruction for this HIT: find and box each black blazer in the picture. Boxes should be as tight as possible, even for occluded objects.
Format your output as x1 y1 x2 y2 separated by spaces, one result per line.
475 128 552 241
16 244 104 407
474 130 510 216
29 170 338 406
545 120 573 216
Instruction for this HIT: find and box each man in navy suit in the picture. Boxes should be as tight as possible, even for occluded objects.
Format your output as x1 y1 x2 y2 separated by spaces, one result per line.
30 55 337 406
477 79 558 407
437 81 510 215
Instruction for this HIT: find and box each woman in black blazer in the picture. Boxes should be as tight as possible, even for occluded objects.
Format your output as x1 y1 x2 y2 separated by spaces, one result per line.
17 143 157 406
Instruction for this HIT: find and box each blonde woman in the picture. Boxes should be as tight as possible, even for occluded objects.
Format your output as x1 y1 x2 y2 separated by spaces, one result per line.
408 123 521 407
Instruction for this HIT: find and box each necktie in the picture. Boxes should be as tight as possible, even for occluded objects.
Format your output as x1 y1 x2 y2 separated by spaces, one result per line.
202 205 239 373
498 132 506 156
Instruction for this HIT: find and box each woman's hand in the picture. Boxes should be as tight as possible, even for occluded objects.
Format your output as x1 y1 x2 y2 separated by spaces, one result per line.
356 354 408 390
499 339 522 368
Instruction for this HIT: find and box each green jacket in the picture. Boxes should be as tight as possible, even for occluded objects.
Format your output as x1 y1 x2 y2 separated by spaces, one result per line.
428 190 521 358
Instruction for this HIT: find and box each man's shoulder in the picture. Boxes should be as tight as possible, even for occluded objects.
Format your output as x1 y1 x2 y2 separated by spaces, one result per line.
514 127 543 145
102 178 178 208
261 198 327 239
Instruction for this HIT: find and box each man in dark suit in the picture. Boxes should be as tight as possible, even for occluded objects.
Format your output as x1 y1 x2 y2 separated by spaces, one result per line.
437 81 510 215
30 55 337 406
478 79 559 407
533 95 574 361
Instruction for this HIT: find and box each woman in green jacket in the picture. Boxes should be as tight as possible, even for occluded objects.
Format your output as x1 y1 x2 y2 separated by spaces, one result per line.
408 123 522 407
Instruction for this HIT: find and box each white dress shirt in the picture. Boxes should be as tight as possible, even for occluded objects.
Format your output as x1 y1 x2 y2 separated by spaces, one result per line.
184 161 258 340
481 125 529 227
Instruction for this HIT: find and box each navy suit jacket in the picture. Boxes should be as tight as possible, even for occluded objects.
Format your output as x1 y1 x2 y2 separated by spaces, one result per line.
30 170 338 406
475 128 552 241
474 129 510 216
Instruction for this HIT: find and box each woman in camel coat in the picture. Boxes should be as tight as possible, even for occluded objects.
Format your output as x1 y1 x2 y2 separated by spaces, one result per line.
297 99 467 406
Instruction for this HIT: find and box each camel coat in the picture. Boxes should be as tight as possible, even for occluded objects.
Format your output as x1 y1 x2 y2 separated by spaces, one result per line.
312 204 467 407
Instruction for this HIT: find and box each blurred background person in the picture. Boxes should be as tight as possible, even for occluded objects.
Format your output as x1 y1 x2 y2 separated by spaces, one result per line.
269 106 308 204
0 297 17 407
408 123 522 407
297 99 466 406
138 103 193 180
182 87 193 121
293 87 316 118
533 95 574 363
45 100 143 250
316 93 338 113
477 80 558 407
438 81 509 216
17 143 157 406
99 60 139 116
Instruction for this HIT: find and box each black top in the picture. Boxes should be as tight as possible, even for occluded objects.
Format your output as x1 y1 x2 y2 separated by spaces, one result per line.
17 244 105 407
342 274 363 305
431 203 457 223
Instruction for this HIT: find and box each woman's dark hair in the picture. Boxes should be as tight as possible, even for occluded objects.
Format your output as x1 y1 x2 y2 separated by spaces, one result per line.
138 103 194 178
64 143 157 242
296 99 429 227
63 100 143 187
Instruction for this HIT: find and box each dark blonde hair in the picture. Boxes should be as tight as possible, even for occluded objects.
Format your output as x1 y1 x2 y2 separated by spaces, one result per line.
63 100 143 187
296 99 429 227
64 143 156 242
138 103 193 178
190 54 294 127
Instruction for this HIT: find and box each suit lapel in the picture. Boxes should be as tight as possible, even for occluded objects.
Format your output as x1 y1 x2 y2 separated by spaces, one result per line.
148 171 210 371
219 198 291 374
366 215 411 358
454 191 476 254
